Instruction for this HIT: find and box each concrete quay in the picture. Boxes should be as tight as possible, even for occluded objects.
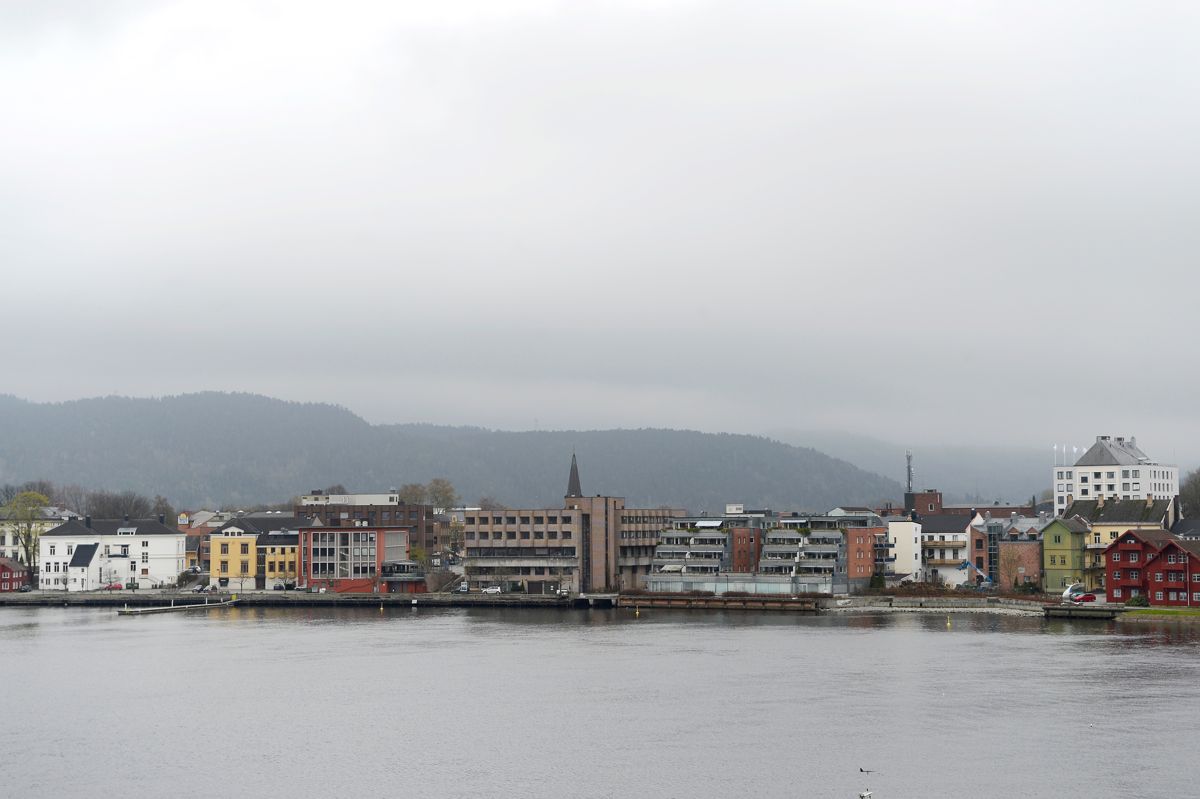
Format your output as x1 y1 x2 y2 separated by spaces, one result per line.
0 590 580 610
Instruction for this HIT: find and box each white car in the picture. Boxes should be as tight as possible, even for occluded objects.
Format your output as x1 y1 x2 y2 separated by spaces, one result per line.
482 586 502 594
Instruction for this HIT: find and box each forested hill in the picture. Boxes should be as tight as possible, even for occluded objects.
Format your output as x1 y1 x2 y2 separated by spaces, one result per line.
0 393 902 512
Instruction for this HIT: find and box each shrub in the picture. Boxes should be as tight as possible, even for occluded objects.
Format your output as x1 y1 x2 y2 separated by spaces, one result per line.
1125 594 1150 607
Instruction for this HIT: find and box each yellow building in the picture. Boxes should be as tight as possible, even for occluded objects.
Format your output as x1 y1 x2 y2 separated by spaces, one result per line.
209 525 258 591
1063 498 1177 591
258 533 298 589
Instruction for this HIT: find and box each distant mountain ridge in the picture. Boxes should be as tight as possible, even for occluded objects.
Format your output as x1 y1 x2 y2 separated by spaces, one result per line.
0 393 903 512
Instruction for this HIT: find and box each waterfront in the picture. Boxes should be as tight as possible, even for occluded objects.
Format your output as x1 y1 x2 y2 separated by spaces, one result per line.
3 607 1199 798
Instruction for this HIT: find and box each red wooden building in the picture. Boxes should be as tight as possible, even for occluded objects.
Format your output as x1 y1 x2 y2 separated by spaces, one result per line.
1104 529 1182 604
0 558 29 592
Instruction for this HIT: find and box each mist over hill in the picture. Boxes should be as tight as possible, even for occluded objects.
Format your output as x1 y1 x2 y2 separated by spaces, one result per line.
0 393 902 513
767 428 1051 504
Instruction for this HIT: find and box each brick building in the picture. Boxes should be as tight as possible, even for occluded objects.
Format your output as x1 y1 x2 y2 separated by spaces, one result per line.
296 492 436 553
297 524 422 593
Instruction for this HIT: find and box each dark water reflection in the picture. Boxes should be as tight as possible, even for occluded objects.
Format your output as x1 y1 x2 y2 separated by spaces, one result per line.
2 606 1197 799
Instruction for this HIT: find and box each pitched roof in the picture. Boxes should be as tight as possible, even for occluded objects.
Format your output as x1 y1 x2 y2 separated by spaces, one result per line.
1073 436 1152 467
1172 518 1200 539
0 557 25 573
1065 499 1172 525
1115 528 1177 550
1046 515 1091 534
917 514 974 534
257 533 298 547
215 516 310 535
43 519 183 537
68 543 99 568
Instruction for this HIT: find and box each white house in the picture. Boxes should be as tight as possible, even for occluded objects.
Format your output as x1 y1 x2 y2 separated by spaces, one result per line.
39 517 186 591
1052 435 1178 513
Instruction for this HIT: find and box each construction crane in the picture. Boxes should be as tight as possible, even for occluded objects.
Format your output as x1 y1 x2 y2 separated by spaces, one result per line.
956 559 992 588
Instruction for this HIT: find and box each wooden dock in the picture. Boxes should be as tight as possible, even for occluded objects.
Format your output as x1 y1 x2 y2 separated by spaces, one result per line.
1043 603 1126 620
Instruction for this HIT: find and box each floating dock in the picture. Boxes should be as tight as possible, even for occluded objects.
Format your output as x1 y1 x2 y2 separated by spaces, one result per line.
117 598 239 615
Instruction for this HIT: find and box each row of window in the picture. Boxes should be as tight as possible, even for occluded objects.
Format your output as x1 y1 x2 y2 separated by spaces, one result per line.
466 516 571 525
465 530 573 541
1056 469 1151 480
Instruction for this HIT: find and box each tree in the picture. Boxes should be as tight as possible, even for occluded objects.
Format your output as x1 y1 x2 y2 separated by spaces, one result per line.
477 496 507 510
151 495 175 521
1180 469 1200 517
324 484 347 495
57 483 91 515
2 491 49 586
427 478 459 511
398 483 428 505
87 490 152 520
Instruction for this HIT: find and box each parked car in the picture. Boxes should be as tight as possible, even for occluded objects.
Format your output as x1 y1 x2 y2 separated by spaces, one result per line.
1072 592 1097 603
272 584 285 591
555 588 570 597
457 582 470 593
482 586 502 594
192 584 210 593
104 582 123 591
18 585 32 593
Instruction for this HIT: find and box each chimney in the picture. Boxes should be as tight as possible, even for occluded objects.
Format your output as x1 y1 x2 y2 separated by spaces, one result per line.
1147 495 1154 508
85 515 91 528
158 514 165 525
1096 494 1104 508
123 514 129 522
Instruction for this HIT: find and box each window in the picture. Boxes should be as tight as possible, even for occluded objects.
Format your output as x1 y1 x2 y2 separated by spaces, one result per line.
49 545 55 555
1122 470 1130 479
1133 470 1140 478
1156 572 1164 582
1111 552 1120 562
1080 475 1088 484
1113 588 1123 598
141 553 148 563
240 543 249 555
220 561 228 574
1155 591 1164 601
142 540 149 548
240 562 249 575
1113 570 1122 579
220 543 229 555
1129 552 1139 562
1107 472 1115 479
1053 535 1061 544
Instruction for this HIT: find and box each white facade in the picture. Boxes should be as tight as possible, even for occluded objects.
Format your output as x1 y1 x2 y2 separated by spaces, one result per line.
886 519 923 580
1052 435 1178 512
40 523 186 592
300 492 402 507
920 529 972 587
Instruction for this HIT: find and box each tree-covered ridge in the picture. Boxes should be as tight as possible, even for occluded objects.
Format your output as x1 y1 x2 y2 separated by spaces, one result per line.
0 393 902 512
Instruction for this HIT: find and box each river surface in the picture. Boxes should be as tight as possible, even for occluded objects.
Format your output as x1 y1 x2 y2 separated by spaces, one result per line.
3 606 1199 799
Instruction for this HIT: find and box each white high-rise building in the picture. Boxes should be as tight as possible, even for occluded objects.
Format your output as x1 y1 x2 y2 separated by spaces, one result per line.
1052 436 1178 513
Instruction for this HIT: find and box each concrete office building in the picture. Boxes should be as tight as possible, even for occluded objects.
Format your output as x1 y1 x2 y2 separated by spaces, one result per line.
461 455 685 593
1052 435 1178 513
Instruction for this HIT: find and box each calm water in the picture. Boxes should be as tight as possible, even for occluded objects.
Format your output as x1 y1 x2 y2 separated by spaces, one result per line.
3 606 1199 799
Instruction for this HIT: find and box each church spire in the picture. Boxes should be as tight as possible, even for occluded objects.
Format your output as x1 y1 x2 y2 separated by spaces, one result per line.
566 452 582 497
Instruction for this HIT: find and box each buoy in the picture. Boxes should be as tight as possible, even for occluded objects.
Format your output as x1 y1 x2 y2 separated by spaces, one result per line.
946 615 952 629
635 606 640 618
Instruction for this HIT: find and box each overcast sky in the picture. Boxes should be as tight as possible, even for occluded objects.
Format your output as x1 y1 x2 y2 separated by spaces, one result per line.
3 1 1198 457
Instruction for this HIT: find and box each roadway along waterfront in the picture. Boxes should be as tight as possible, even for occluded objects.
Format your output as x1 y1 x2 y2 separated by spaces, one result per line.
3 604 1199 798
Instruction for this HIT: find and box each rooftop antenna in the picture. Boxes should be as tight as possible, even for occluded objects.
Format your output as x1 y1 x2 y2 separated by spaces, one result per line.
905 450 913 494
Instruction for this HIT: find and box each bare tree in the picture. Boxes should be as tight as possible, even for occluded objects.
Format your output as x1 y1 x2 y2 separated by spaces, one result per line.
477 496 508 510
398 483 428 504
427 478 459 512
87 490 152 519
1181 469 1200 517
151 495 175 521
57 484 91 515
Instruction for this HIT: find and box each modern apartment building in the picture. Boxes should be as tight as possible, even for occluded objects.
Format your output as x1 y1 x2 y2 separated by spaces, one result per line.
462 455 685 593
884 516 922 581
297 523 415 593
1052 435 1178 512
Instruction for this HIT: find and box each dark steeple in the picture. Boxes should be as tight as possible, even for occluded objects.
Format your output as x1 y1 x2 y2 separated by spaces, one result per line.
566 452 582 497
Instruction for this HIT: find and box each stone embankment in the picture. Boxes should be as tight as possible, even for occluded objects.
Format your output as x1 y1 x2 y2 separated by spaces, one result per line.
826 596 1046 616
